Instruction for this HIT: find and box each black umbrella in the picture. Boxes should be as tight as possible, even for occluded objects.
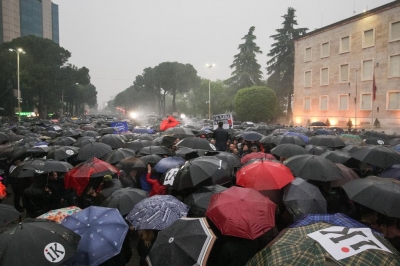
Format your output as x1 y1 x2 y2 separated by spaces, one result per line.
349 145 400 169
309 135 345 148
61 129 81 137
132 154 163 171
43 131 60 138
341 144 362 153
237 131 264 141
124 140 153 153
320 150 355 165
0 204 20 226
163 127 195 139
342 176 400 218
137 146 172 157
271 135 307 147
81 130 99 138
310 121 327 126
147 217 216 266
176 137 216 151
0 133 9 143
363 131 389 141
73 136 96 148
153 135 177 147
101 187 148 216
137 134 154 141
26 146 51 158
184 185 227 217
101 148 136 164
98 134 126 149
174 147 200 160
271 144 308 158
20 159 73 173
205 151 241 169
50 137 76 146
284 154 343 182
0 219 81 265
99 127 117 135
364 137 387 145
173 156 233 192
77 142 112 161
47 146 80 160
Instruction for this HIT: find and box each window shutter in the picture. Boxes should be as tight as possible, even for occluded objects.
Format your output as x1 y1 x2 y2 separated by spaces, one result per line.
391 21 400 41
390 55 400 77
339 95 347 110
322 43 329 57
361 94 372 110
364 29 374 47
362 60 373 80
388 92 400 109
340 65 349 82
341 37 350 52
321 68 328 85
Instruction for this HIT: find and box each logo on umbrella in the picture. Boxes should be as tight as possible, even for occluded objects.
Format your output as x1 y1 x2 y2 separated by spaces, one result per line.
66 150 74 155
44 242 65 263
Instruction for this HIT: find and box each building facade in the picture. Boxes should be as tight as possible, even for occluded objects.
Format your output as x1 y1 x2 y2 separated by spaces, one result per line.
0 0 59 44
293 1 400 129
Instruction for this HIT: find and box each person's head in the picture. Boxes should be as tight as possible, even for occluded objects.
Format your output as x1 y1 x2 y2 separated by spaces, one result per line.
138 229 157 247
233 148 239 155
218 121 223 128
229 143 235 151
251 145 258 152
129 169 137 177
360 207 378 223
103 175 112 182
49 171 58 180
242 144 249 151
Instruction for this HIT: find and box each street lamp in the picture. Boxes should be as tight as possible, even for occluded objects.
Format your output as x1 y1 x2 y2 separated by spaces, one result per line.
205 64 215 120
9 48 25 122
62 83 78 116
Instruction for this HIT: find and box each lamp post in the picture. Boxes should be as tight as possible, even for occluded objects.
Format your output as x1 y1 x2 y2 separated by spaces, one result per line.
205 64 215 120
62 83 78 116
9 48 25 122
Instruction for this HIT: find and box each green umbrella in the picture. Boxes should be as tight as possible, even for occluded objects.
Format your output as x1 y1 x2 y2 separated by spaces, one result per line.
247 222 400 266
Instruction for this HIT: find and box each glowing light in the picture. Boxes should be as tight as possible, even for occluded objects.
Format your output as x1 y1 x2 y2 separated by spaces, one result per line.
180 114 186 119
129 112 137 119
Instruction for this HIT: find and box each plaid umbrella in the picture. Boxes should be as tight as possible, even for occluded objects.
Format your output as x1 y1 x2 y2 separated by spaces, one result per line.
392 144 400 153
247 222 400 266
37 206 82 223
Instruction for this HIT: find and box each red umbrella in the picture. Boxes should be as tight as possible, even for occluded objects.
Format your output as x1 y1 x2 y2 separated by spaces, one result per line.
206 186 276 240
241 152 275 165
64 157 119 196
160 116 180 131
236 160 294 190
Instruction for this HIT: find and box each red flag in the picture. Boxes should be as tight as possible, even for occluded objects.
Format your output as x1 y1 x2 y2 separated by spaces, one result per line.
372 69 377 101
160 115 180 131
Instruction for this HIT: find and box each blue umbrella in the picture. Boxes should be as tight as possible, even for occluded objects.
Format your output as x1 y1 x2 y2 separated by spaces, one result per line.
289 213 382 236
283 131 309 143
126 195 189 230
61 206 129 266
132 128 154 134
393 144 400 153
154 156 186 174
379 164 400 180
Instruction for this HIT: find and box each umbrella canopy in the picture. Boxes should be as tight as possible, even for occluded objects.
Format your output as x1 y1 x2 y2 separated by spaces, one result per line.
132 127 154 134
206 186 276 240
392 144 400 153
271 144 308 159
98 134 126 149
349 145 400 169
124 140 153 153
160 115 180 131
313 129 334 135
37 206 82 224
0 133 9 143
154 156 186 174
284 154 343 182
61 129 81 137
101 187 148 216
0 219 81 266
19 159 73 173
61 206 128 266
153 135 177 147
47 146 80 160
137 145 172 157
174 147 200 160
81 130 99 138
184 185 227 217
206 151 241 169
0 204 20 226
172 156 233 192
309 135 345 148
50 136 76 146
147 217 216 266
241 152 275 165
364 137 388 145
379 164 400 180
176 137 216 151
320 150 357 166
237 131 264 141
310 121 327 126
132 154 162 172
342 176 400 218
64 157 119 196
236 160 294 190
99 127 117 135
163 127 195 139
73 136 96 148
339 133 363 143
363 130 389 141
126 195 189 230
283 177 327 221
283 131 310 143
331 163 360 187
77 142 112 161
247 222 400 266
272 135 307 146
101 148 136 165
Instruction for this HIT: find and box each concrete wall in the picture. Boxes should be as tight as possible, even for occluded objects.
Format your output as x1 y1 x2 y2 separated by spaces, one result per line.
2 0 21 42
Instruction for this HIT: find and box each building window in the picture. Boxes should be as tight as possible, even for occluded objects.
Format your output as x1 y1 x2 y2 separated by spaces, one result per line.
389 54 400 77
304 97 311 110
338 94 348 110
339 64 349 83
361 93 372 110
389 21 400 42
388 91 400 110
340 36 350 53
320 96 328 110
304 71 312 87
361 59 373 81
321 42 330 58
362 29 375 48
304 47 312 62
320 67 329 85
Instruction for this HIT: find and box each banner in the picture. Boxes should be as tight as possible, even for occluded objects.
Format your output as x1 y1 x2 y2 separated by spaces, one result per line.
110 121 129 133
212 113 233 130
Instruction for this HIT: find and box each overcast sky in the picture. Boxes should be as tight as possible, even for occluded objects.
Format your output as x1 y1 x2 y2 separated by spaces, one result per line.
52 0 391 107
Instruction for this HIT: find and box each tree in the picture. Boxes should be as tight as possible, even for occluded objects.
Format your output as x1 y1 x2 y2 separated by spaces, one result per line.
225 26 264 94
234 86 277 123
266 7 307 119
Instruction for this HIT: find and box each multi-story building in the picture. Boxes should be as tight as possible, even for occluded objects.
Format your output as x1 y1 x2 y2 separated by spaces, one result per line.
293 1 400 129
0 0 59 44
